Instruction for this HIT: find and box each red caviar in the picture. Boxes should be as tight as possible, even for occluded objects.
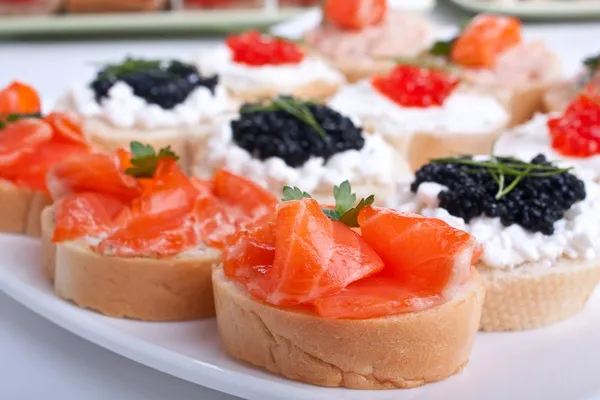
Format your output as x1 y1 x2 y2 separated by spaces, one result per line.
371 65 459 108
226 30 304 66
548 90 600 158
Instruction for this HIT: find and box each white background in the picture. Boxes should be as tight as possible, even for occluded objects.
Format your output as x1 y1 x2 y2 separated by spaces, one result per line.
1 2 600 399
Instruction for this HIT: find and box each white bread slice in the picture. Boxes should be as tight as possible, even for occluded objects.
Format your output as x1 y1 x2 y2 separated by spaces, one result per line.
54 96 227 173
543 81 578 114
212 266 485 389
329 60 396 84
42 206 221 321
41 206 57 282
0 180 52 237
229 79 343 104
478 257 600 332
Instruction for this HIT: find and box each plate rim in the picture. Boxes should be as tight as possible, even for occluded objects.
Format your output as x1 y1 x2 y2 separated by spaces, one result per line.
447 0 600 18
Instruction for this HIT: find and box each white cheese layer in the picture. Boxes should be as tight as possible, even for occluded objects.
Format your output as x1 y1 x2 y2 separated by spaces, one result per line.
70 81 233 129
495 113 600 182
388 180 600 270
196 46 345 93
203 123 395 194
328 80 509 136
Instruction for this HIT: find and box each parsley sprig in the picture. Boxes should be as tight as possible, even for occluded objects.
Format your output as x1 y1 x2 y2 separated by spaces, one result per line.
430 141 572 200
282 180 374 227
240 96 327 138
428 18 472 59
0 112 42 130
124 141 180 178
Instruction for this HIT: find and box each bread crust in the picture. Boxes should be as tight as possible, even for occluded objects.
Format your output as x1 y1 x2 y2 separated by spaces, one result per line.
0 180 52 237
43 205 221 321
228 79 343 104
212 266 485 389
478 257 600 332
543 81 577 114
329 60 396 84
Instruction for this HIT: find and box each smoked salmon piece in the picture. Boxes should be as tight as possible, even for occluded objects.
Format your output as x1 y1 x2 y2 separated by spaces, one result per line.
47 153 141 202
358 206 478 297
213 169 278 218
324 0 387 30
451 14 522 68
96 211 200 258
43 112 90 148
223 198 384 306
313 277 443 319
0 119 52 168
52 192 128 243
0 82 41 116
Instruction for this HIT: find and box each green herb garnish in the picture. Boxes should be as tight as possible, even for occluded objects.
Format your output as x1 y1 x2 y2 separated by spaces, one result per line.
281 180 375 227
97 57 163 79
428 18 471 59
0 112 42 130
583 53 600 72
430 142 572 200
240 96 327 138
124 141 180 178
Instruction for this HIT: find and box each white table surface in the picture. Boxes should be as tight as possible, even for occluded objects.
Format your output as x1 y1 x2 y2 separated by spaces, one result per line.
1 2 600 399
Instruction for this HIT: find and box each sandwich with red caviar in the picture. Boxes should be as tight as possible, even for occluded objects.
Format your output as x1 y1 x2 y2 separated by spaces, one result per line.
41 142 277 321
304 0 435 83
495 87 600 182
388 144 600 331
196 31 345 103
213 181 485 389
0 81 92 237
329 63 508 171
193 95 400 203
427 14 561 126
544 53 599 113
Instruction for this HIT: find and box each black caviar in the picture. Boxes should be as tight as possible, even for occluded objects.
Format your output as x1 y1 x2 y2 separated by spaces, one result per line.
411 155 586 235
231 98 365 168
90 58 219 110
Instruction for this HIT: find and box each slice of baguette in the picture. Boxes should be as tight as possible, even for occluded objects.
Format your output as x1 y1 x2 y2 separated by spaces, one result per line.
42 206 221 321
229 79 343 104
478 257 600 332
213 266 485 389
543 81 578 114
0 180 52 237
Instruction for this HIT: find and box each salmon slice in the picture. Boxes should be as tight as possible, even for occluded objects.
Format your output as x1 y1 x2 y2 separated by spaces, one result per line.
0 82 41 115
46 153 141 202
313 277 443 319
358 206 478 297
9 142 90 192
43 112 89 148
131 158 200 217
224 198 384 306
96 210 200 257
451 14 522 68
324 0 387 30
52 192 128 243
213 169 278 219
0 119 52 168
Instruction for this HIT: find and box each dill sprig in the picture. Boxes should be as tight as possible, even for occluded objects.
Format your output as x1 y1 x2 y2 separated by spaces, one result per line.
240 96 327 138
97 57 163 79
430 144 572 200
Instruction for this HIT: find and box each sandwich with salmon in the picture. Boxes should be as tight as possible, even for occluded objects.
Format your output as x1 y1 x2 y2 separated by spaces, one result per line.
42 142 277 321
214 181 485 389
304 0 435 83
426 14 561 126
0 81 92 237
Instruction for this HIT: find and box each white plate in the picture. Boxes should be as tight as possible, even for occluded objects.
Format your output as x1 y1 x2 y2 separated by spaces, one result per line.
0 233 599 400
447 0 600 19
